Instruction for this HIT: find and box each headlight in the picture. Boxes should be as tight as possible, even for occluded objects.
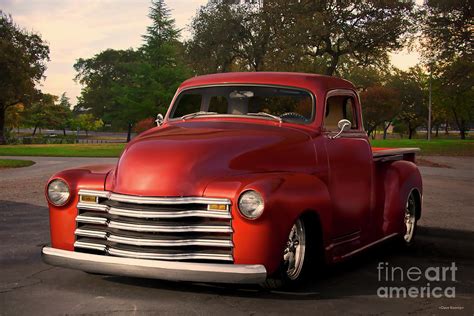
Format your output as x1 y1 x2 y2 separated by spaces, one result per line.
238 190 264 219
47 179 70 206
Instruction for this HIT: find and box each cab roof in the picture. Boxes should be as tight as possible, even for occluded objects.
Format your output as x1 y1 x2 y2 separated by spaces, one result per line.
179 72 355 92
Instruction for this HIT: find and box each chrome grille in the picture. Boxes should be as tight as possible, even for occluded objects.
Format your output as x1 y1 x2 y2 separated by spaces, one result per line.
74 189 233 262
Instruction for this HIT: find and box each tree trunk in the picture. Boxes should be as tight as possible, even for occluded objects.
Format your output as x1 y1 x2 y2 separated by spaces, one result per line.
0 106 5 145
435 125 439 137
460 129 466 140
383 121 391 140
32 125 38 136
408 128 414 139
325 54 339 76
445 120 449 135
85 130 88 137
63 128 66 136
127 123 133 143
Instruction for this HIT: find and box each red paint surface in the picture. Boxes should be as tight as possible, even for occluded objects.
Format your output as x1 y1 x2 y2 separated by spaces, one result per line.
46 72 422 275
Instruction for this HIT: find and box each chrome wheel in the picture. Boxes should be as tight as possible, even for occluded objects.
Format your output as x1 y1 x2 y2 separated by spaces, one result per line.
404 192 417 243
284 219 306 280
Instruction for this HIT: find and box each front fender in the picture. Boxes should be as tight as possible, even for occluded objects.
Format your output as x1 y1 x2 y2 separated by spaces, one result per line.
204 172 332 274
46 165 114 251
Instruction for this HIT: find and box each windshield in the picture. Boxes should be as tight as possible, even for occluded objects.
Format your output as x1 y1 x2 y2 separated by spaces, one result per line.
170 85 314 124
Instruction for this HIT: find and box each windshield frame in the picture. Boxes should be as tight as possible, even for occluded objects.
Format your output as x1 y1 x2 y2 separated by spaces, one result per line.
167 83 316 125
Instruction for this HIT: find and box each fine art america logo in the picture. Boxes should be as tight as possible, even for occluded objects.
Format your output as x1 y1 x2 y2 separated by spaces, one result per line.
377 262 457 298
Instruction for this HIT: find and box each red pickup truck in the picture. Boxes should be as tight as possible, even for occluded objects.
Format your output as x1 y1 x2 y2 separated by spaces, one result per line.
42 72 422 288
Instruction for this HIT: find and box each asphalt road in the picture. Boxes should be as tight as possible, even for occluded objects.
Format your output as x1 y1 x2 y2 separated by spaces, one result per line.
0 156 473 315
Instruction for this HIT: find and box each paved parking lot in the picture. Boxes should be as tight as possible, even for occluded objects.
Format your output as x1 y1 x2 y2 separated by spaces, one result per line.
0 156 473 315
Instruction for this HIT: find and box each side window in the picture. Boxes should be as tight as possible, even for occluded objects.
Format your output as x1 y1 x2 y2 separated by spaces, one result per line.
324 95 358 131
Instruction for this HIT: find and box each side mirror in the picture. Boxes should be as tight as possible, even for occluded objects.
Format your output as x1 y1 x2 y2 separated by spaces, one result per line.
331 119 351 139
155 113 164 126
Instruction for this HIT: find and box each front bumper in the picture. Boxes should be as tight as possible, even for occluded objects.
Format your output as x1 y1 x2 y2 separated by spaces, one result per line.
42 247 267 284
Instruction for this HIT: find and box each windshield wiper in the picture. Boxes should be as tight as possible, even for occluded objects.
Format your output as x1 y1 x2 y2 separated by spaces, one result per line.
181 111 218 120
247 112 282 123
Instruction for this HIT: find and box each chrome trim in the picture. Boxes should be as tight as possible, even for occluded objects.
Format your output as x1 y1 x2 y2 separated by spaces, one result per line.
108 248 233 262
74 241 232 262
76 214 232 233
108 221 233 233
78 189 231 205
42 246 267 284
75 228 107 239
74 241 107 252
338 233 398 261
74 228 233 247
77 202 231 219
76 215 108 225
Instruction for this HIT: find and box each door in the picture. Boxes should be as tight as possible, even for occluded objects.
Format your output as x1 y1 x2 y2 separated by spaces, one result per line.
322 90 373 248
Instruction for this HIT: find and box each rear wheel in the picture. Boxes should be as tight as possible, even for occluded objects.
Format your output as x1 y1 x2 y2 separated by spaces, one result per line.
262 217 318 289
403 191 418 245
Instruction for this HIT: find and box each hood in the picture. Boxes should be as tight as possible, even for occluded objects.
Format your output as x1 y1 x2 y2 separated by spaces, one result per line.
109 121 316 197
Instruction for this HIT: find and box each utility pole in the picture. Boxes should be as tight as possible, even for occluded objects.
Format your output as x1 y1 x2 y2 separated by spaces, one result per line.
428 64 432 141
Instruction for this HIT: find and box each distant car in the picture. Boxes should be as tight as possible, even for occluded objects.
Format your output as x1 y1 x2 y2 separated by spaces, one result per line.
42 72 422 288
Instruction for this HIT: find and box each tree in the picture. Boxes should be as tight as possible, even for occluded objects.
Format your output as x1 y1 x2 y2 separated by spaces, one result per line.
74 0 188 129
432 59 473 139
186 1 416 75
0 11 50 144
23 93 63 135
72 114 104 137
56 93 73 136
360 86 400 139
5 103 25 133
421 0 472 65
421 0 473 139
390 68 428 139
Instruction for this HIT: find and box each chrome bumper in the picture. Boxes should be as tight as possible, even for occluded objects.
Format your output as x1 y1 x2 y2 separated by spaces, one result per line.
42 247 267 284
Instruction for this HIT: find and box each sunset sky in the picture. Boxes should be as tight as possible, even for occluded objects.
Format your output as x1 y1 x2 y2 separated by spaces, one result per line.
1 0 421 105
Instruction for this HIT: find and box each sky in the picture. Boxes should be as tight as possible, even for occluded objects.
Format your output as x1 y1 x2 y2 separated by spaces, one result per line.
1 0 421 105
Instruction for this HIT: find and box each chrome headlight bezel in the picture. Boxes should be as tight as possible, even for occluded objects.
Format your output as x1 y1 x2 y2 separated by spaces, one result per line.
47 179 71 206
238 190 264 220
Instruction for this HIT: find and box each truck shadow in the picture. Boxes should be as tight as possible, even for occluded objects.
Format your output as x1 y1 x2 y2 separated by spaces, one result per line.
105 226 474 300
3 200 471 300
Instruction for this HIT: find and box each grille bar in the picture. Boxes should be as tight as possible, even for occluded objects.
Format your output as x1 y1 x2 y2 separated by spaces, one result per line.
75 190 234 263
75 228 233 247
77 202 232 219
73 241 233 261
79 189 231 205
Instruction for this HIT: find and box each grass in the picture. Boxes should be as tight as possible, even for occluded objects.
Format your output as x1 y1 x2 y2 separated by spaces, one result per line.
0 159 35 169
370 139 474 156
0 143 125 157
0 139 472 157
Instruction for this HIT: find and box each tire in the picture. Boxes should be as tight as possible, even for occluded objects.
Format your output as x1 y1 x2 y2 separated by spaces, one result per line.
402 190 418 246
262 217 320 289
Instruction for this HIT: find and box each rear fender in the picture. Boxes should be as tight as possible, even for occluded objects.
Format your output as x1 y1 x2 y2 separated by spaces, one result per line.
380 160 422 237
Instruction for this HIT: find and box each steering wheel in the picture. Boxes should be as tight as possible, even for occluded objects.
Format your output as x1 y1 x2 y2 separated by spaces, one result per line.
280 112 308 122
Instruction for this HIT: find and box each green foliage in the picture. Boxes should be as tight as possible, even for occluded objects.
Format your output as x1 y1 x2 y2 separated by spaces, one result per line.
360 86 401 137
186 1 416 75
74 0 189 129
421 0 472 64
0 10 49 144
389 67 428 139
71 114 104 136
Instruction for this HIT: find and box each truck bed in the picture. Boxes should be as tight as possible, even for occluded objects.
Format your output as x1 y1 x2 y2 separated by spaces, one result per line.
372 147 420 163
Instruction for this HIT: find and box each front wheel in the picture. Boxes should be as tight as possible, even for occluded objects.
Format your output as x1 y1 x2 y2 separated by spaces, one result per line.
262 217 318 289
